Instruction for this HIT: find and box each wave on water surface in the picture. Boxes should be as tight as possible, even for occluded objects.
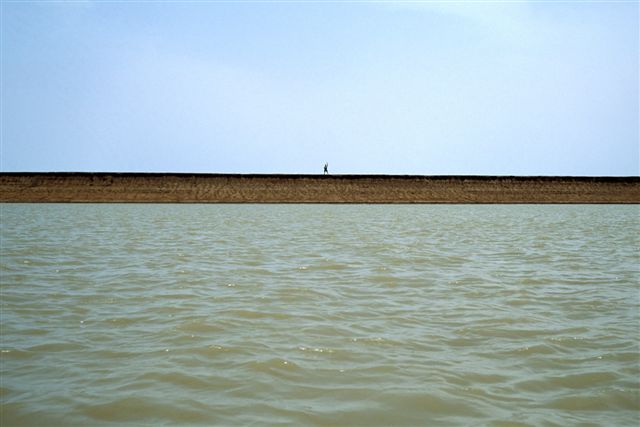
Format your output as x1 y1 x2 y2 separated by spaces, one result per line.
1 204 639 426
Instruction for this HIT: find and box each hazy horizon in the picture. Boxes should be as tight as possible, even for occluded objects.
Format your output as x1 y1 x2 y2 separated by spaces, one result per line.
1 171 639 178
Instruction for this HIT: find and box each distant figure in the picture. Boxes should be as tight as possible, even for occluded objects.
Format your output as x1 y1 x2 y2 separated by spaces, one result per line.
324 163 329 175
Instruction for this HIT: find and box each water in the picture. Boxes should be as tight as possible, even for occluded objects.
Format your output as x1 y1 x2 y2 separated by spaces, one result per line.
1 204 638 426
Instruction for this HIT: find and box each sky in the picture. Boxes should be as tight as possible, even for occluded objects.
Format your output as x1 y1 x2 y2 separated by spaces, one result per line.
1 0 638 176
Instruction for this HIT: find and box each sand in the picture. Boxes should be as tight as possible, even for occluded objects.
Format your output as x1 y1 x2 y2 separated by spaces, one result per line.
0 173 638 203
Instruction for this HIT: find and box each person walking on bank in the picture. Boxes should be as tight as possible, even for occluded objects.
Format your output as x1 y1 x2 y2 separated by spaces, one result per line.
324 163 329 175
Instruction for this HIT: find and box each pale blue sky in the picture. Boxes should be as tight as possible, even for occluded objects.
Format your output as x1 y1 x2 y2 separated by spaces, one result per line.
1 1 638 175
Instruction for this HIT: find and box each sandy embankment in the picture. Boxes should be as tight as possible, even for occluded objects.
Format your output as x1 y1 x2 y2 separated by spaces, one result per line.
0 173 638 203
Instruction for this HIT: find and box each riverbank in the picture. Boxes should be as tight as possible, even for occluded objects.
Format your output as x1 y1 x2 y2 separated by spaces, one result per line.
0 173 638 203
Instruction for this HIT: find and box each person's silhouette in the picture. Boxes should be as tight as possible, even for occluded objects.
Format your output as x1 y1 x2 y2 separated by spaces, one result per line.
324 163 329 175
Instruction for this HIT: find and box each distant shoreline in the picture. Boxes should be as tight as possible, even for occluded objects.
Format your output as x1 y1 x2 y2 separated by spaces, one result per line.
1 173 638 203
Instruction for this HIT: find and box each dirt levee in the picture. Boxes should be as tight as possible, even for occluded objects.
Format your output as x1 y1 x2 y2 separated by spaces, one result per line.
1 173 638 203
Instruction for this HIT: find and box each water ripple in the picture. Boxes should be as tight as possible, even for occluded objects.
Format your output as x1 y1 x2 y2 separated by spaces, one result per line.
1 204 638 426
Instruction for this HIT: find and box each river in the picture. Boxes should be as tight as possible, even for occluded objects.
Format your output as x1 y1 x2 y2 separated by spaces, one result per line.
1 204 638 426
